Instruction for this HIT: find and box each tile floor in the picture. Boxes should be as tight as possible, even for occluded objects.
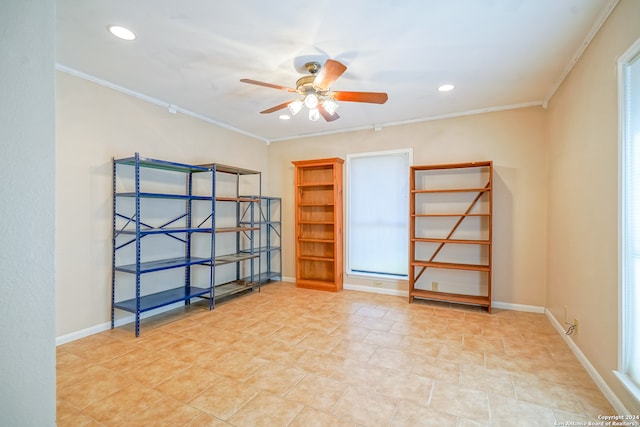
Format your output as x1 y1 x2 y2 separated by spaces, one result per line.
57 282 614 426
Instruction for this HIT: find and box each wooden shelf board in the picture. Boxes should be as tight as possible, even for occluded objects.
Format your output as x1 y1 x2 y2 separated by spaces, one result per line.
412 188 490 194
410 289 490 307
212 280 257 299
298 238 334 243
413 238 491 245
413 213 490 217
411 161 492 170
296 279 340 292
411 260 490 272
299 221 335 225
214 252 259 265
298 182 334 187
298 255 335 262
198 163 261 175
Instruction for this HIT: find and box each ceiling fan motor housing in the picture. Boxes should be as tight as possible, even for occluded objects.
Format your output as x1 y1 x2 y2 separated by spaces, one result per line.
297 62 327 95
296 75 318 93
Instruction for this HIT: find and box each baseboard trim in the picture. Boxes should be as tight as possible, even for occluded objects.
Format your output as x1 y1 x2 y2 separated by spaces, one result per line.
343 284 547 313
286 278 545 313
343 283 408 297
281 278 408 297
342 284 547 313
545 308 629 414
55 302 184 345
492 301 545 313
56 322 112 346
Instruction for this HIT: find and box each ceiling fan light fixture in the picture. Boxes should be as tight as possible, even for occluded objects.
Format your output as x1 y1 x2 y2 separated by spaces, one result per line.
278 114 291 120
107 25 136 41
308 107 320 122
288 99 303 115
304 93 319 109
322 99 339 115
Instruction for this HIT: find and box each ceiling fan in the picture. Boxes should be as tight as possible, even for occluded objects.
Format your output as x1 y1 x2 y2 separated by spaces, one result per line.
240 59 388 122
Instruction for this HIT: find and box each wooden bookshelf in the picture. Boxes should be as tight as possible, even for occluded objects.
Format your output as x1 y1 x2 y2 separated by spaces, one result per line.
292 158 344 292
409 161 493 312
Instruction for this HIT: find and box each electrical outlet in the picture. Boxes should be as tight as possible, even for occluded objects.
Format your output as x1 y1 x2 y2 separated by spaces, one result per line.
573 317 579 332
432 281 439 291
373 281 382 287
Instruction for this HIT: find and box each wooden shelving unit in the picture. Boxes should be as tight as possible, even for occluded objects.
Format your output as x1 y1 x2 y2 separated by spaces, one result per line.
409 161 493 312
292 158 344 292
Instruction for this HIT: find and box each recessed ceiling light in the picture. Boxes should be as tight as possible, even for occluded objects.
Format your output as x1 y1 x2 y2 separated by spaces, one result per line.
279 114 291 120
108 25 136 41
438 84 455 92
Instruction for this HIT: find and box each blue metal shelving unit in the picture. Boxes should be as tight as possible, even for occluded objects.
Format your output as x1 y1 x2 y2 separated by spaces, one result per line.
111 153 261 336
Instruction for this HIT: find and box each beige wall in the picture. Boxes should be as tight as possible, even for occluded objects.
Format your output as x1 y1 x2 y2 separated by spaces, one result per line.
546 0 640 413
267 107 548 308
55 72 268 336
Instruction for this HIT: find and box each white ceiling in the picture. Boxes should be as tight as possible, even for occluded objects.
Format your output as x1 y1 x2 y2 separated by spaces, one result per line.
56 0 617 143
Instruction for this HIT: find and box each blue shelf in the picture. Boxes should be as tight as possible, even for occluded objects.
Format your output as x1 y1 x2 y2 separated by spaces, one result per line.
115 192 213 201
115 256 211 274
114 156 211 173
117 227 214 235
114 286 211 313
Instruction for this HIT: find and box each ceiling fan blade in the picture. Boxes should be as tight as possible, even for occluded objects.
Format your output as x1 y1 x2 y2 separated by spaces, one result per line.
318 104 340 122
240 79 297 92
332 91 389 104
313 59 347 91
260 101 294 114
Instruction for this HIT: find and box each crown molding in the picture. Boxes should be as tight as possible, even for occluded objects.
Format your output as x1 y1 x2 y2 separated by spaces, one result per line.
267 101 545 143
543 0 620 106
55 64 269 144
